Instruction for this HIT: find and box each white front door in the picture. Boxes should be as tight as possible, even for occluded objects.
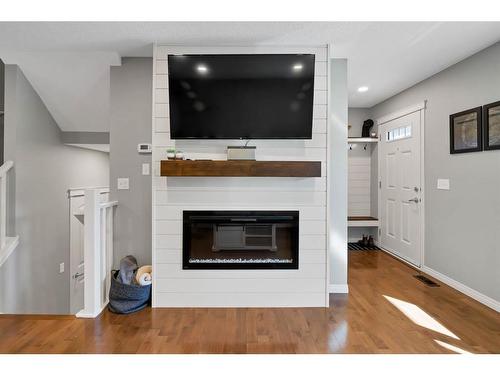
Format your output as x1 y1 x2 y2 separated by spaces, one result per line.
379 110 422 266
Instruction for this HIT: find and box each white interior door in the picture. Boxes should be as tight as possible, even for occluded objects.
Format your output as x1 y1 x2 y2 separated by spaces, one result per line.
379 110 422 266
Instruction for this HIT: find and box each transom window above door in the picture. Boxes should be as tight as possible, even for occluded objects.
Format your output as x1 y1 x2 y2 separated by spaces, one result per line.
387 125 412 141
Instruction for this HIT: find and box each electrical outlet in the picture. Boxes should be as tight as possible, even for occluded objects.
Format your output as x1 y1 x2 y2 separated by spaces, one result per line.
59 263 64 274
117 177 129 190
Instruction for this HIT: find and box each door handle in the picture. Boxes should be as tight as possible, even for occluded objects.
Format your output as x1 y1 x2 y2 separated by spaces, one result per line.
405 197 420 203
73 272 84 279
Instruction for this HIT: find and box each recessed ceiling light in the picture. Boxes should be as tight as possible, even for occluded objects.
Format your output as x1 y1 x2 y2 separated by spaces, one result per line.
293 64 303 71
196 65 208 73
357 86 369 93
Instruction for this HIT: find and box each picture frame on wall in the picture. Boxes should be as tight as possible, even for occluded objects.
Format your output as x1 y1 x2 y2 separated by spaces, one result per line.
483 100 500 151
450 106 482 154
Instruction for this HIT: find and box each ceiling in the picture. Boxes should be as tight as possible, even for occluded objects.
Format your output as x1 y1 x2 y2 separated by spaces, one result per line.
1 22 499 132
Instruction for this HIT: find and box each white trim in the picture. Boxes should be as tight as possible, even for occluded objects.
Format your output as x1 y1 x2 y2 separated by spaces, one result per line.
100 201 118 209
0 160 14 177
379 245 421 271
325 43 331 307
65 143 110 154
68 187 109 198
348 219 379 227
419 109 426 268
0 161 15 257
376 101 426 125
348 137 378 144
422 266 500 313
151 43 158 308
365 245 500 313
329 284 349 293
75 303 107 319
0 236 19 267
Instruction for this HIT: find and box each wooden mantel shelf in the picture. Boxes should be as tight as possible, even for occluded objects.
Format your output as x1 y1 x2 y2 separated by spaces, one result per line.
160 160 321 177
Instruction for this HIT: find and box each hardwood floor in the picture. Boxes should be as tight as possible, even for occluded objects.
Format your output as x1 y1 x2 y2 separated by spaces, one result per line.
0 250 499 353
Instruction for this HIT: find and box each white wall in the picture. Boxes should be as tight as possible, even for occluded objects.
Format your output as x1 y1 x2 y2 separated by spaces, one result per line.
152 45 329 307
328 59 348 293
370 42 500 308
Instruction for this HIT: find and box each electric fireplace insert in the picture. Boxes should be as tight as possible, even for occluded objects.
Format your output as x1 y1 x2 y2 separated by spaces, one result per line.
183 211 299 269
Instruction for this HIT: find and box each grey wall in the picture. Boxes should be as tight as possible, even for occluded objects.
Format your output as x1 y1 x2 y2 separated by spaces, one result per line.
0 59 4 111
0 65 109 314
110 58 152 267
61 131 110 145
348 107 371 137
370 42 500 302
1 59 4 165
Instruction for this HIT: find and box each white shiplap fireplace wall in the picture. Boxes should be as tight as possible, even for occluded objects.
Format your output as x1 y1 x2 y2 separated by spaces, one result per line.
152 45 329 307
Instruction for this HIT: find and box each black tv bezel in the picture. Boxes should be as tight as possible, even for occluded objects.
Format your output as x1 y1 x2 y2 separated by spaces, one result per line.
167 53 315 140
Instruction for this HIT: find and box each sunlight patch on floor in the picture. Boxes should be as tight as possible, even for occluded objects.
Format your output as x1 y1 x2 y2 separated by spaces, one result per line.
434 340 472 354
328 321 348 352
383 295 459 340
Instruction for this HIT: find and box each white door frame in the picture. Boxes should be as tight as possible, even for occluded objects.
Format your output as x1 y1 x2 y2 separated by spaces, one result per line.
377 101 426 269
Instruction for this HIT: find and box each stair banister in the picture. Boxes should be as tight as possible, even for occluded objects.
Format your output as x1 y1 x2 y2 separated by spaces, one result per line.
76 188 118 318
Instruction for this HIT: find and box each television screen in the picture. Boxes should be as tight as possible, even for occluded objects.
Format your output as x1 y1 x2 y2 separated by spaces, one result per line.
168 54 315 139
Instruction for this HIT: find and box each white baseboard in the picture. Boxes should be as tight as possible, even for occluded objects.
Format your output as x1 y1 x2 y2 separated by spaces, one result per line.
378 247 499 313
329 284 349 294
422 266 500 313
75 303 107 319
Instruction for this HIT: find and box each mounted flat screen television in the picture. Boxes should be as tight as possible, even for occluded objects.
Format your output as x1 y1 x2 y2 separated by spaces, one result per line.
168 54 315 139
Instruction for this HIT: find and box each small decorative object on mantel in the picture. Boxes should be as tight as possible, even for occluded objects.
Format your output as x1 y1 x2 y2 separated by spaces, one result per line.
166 149 176 160
175 150 185 160
483 100 500 151
450 107 482 154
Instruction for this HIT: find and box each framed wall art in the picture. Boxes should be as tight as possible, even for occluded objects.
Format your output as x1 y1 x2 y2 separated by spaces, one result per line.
483 100 500 151
450 106 482 154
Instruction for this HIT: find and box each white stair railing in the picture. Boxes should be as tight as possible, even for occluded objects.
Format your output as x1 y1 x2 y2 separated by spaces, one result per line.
0 161 19 267
76 189 118 318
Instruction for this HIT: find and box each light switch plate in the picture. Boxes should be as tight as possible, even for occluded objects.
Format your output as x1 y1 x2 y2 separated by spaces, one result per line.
437 179 450 190
117 177 129 190
59 263 64 274
142 163 150 176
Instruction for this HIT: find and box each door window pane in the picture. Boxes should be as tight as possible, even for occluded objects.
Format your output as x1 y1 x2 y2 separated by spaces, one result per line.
387 124 412 142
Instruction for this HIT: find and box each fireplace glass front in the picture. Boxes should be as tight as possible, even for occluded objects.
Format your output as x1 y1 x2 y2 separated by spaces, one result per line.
183 211 299 269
